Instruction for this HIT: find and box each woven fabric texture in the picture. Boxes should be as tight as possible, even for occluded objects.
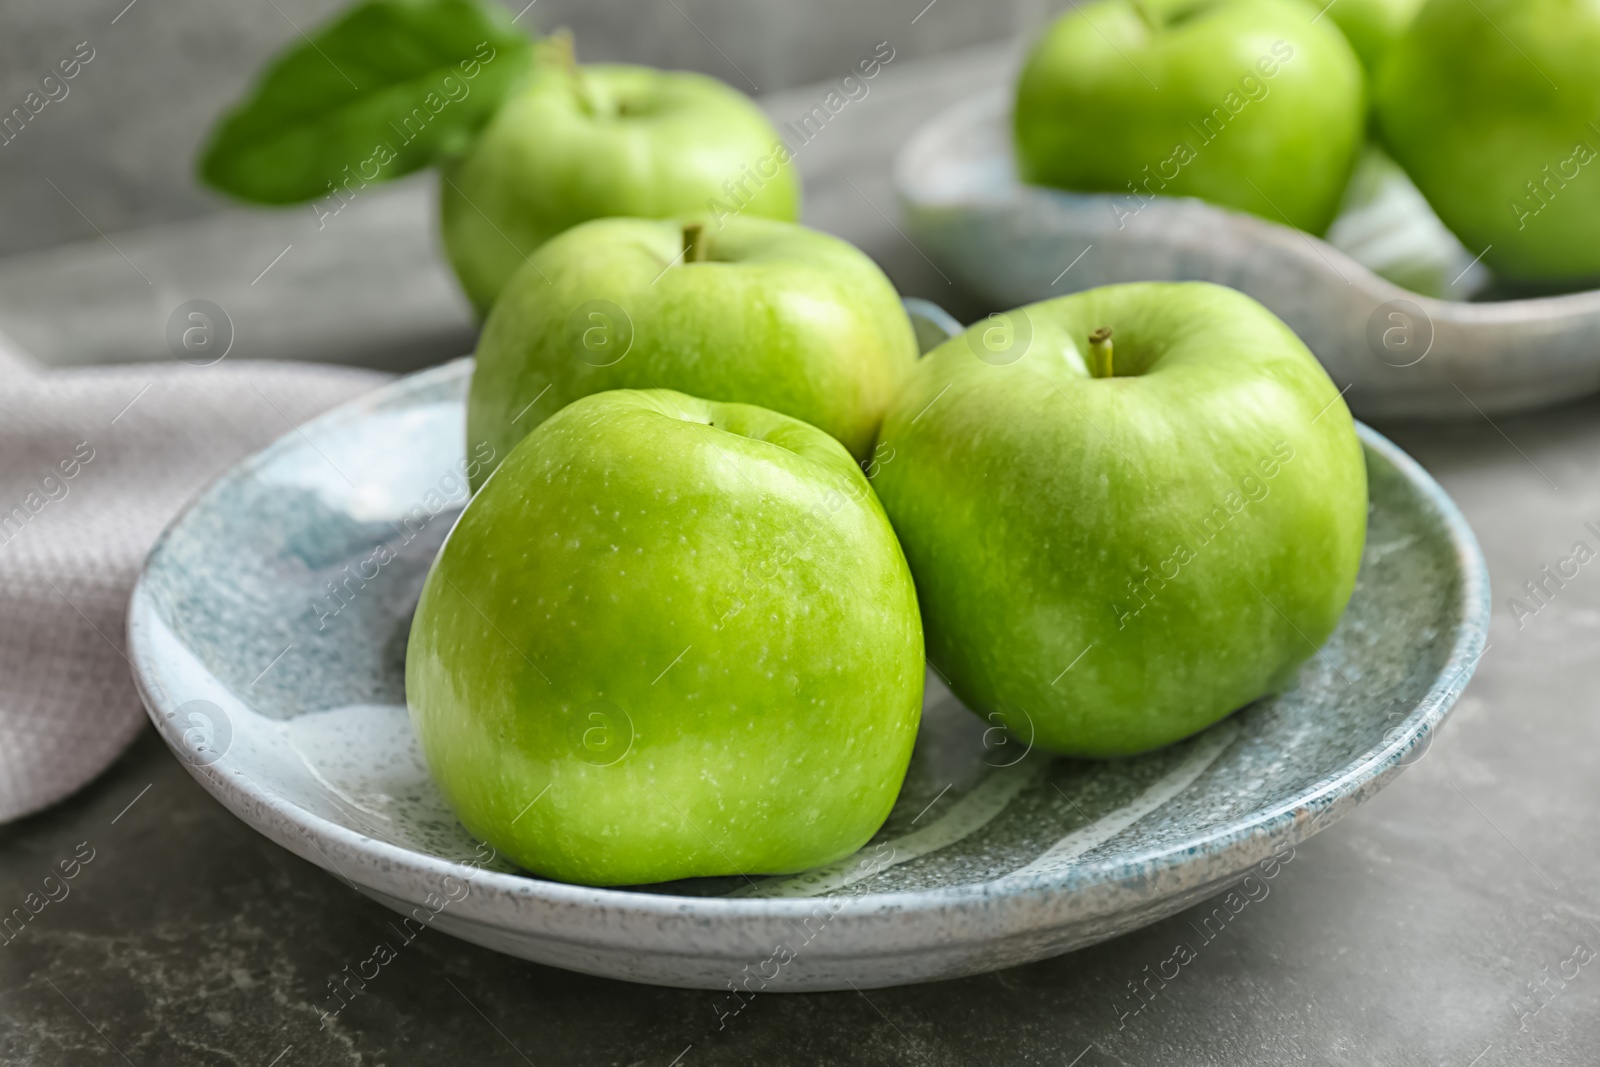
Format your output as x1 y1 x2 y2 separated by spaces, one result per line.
0 331 385 822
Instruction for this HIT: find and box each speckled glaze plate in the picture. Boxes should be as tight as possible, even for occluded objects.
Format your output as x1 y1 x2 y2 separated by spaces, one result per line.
128 347 1488 991
899 89 1600 420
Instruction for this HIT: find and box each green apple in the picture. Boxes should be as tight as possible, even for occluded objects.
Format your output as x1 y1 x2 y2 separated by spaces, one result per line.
466 215 918 491
871 282 1366 757
440 40 799 316
1376 0 1600 283
1014 0 1366 234
1324 0 1425 75
407 388 924 886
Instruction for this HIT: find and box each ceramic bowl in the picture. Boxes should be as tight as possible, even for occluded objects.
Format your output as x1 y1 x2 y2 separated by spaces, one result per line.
128 337 1489 991
898 89 1600 421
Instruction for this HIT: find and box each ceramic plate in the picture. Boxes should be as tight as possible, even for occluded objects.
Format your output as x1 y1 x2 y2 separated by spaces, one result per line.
898 89 1600 421
129 343 1489 991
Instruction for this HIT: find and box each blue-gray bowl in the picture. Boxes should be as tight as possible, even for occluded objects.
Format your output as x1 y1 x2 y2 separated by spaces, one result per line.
899 89 1600 421
127 349 1489 990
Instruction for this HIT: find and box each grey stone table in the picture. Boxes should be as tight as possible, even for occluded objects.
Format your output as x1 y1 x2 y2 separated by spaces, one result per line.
4 42 1599 1067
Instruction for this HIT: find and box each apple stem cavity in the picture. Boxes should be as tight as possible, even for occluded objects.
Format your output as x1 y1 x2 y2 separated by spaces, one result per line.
1128 0 1162 32
682 222 710 264
1089 327 1115 379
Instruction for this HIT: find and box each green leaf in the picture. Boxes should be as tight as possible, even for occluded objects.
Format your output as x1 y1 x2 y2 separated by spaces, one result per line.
199 0 533 204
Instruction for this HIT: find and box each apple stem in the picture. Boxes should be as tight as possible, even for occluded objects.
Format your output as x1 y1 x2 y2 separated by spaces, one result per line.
682 222 710 264
1089 327 1115 379
547 28 596 116
1128 0 1162 32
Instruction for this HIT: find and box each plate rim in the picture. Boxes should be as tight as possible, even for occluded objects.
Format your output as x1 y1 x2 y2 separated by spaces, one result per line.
127 357 1491 935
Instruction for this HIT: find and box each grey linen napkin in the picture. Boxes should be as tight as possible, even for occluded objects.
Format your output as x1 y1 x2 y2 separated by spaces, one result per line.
0 330 386 822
